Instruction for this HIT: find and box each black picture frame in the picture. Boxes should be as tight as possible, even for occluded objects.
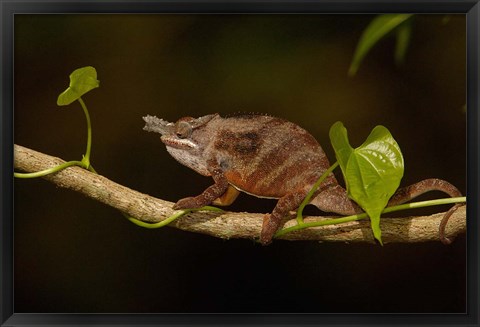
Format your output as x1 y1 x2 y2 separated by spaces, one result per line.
1 0 479 326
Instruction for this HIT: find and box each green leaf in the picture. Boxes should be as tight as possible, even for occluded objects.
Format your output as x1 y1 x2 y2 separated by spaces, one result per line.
329 121 354 190
329 122 404 244
57 66 99 106
394 19 413 65
349 14 414 76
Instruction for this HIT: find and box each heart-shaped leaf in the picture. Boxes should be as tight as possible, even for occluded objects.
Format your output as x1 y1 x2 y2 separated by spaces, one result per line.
57 66 99 106
329 122 404 244
329 122 353 176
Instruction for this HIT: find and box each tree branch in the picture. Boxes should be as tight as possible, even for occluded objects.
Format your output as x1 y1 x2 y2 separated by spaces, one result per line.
14 144 466 244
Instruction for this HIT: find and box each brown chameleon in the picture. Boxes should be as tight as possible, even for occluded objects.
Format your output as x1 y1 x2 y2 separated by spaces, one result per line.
143 113 462 245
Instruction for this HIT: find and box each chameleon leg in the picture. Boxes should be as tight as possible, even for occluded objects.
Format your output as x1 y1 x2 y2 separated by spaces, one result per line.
387 178 463 244
173 163 229 210
260 190 308 245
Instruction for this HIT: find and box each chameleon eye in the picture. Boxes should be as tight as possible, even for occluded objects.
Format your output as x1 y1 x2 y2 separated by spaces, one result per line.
175 121 192 139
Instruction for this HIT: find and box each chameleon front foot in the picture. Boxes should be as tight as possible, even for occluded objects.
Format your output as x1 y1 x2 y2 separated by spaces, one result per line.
260 214 281 246
173 197 202 210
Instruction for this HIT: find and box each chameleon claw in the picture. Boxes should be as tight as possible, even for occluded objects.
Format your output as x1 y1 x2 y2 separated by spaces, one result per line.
173 197 199 210
259 214 275 245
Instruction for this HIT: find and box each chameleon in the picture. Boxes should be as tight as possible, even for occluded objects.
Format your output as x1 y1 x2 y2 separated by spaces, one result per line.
143 113 462 245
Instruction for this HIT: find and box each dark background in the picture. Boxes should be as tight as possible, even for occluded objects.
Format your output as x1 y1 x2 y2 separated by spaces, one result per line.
14 14 466 313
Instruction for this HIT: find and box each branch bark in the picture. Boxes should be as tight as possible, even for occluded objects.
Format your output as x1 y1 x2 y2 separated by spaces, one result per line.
14 144 466 244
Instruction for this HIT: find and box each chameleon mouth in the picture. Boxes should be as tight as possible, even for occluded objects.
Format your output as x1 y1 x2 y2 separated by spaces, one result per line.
161 135 197 149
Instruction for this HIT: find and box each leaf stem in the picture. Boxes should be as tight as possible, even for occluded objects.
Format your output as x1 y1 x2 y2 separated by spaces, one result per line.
14 160 84 178
296 161 340 224
126 206 223 229
127 210 188 229
276 196 466 238
78 97 92 168
14 97 94 179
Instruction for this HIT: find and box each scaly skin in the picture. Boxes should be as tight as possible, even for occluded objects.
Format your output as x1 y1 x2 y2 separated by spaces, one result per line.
144 113 462 245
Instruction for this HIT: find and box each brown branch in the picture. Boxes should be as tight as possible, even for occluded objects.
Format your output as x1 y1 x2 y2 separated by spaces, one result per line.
14 144 466 244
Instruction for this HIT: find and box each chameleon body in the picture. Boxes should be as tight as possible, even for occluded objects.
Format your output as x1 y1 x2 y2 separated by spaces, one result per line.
143 113 462 245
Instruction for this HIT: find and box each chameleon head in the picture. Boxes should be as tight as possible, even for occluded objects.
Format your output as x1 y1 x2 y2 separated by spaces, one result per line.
143 114 219 176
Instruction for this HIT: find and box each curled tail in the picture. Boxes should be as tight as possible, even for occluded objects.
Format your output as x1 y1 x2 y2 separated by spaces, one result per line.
387 178 463 244
311 178 463 244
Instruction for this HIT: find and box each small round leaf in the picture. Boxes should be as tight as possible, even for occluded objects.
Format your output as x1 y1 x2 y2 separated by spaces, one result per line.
57 66 99 106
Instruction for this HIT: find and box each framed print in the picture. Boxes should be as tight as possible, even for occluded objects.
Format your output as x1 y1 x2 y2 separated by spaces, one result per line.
1 1 479 326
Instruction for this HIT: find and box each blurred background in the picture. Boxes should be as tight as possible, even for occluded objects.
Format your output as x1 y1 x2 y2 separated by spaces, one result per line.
14 14 466 313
